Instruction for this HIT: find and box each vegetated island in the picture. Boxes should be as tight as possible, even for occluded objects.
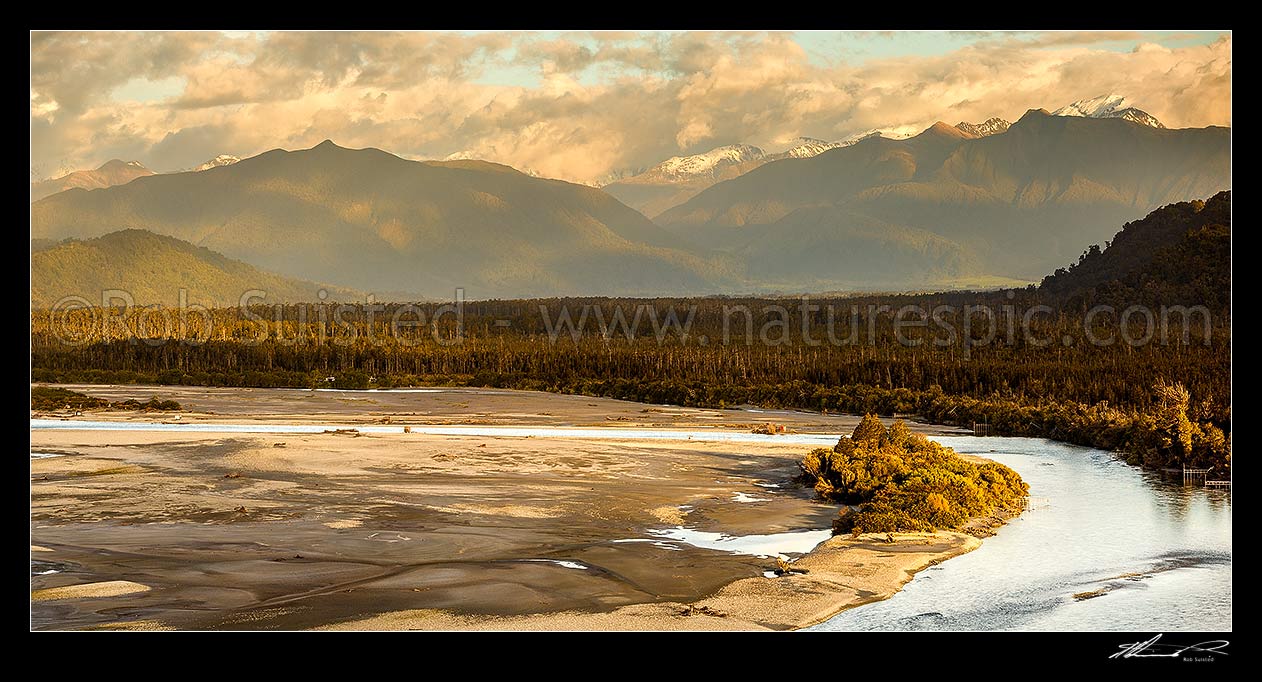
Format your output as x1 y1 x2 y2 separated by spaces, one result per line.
800 414 1028 536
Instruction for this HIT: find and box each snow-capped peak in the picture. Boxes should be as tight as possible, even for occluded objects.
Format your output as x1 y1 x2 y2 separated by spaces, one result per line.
765 132 883 161
639 144 766 182
194 154 241 172
775 137 845 159
1052 95 1165 129
1053 94 1131 118
955 117 1011 137
618 133 891 186
776 136 828 148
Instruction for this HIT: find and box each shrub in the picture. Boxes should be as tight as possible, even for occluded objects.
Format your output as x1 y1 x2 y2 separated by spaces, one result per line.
30 386 181 412
800 416 1029 534
31 386 107 410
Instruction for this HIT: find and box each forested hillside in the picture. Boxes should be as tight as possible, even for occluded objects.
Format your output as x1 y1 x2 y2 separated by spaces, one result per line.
1041 191 1230 313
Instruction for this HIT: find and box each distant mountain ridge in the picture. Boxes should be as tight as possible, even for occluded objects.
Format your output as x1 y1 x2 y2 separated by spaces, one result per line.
605 94 1166 218
31 154 243 202
32 141 733 299
955 117 1011 137
603 132 885 218
30 160 154 202
32 94 1167 211
630 144 767 183
1053 94 1165 128
30 108 1229 298
774 137 847 159
654 109 1229 290
193 155 241 172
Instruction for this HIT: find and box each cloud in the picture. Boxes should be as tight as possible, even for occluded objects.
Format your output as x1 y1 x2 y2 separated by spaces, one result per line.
147 124 245 170
959 30 1150 48
31 31 220 116
30 30 1231 183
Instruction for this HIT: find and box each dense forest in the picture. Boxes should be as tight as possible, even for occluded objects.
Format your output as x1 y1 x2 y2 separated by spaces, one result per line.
30 194 1230 475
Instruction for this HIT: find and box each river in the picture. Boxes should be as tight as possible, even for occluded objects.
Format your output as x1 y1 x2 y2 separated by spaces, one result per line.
810 436 1232 631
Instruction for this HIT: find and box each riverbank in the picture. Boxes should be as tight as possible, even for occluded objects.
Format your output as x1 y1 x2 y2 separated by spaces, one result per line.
31 384 997 631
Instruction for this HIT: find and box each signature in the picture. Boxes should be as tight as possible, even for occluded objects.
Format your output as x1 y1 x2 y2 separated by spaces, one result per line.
1111 634 1230 660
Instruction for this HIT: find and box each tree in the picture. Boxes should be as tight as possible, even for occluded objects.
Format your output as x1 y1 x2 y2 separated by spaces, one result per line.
1153 380 1197 457
850 413 887 445
887 419 912 447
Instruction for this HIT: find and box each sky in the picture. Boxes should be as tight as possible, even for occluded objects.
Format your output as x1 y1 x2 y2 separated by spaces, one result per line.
30 30 1231 184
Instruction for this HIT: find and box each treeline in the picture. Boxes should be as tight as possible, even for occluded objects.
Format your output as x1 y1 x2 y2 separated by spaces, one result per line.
30 292 1227 411
30 292 1229 474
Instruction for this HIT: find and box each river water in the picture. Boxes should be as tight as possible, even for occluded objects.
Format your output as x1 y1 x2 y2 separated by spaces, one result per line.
27 418 843 446
810 436 1232 632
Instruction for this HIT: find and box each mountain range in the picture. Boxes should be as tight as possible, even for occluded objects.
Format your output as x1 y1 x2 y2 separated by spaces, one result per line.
31 141 731 299
653 109 1227 288
601 94 1163 218
30 160 154 202
603 134 883 218
605 94 1166 218
29 97 1228 302
954 117 1011 138
27 94 1163 211
30 154 244 202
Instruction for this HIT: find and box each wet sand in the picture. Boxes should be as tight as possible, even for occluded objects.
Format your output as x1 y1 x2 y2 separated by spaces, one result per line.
31 384 990 631
319 532 982 631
